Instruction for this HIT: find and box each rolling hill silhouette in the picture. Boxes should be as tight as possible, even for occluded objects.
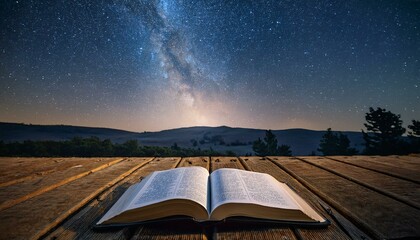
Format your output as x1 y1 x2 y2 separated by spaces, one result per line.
0 122 364 155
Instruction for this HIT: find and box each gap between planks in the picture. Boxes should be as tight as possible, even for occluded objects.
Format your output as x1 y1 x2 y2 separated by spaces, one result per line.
0 158 128 212
325 156 420 184
237 156 251 171
258 157 366 240
42 158 182 240
0 158 106 188
267 157 382 240
0 170 54 188
295 157 420 210
34 157 155 240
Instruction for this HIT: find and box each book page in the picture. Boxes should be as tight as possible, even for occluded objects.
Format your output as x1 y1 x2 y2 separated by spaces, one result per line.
97 175 151 224
127 166 209 211
210 168 299 212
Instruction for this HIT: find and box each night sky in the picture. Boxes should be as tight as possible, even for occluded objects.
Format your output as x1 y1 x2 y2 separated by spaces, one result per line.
1 0 419 132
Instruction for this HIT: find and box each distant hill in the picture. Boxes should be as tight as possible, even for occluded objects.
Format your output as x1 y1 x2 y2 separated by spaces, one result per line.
0 122 139 143
0 122 365 155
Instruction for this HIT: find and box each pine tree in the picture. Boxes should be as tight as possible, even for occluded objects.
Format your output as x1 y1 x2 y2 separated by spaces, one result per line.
278 144 292 156
362 107 406 155
252 138 267 156
318 128 357 156
264 130 279 155
408 120 420 136
408 120 420 153
318 128 339 155
252 130 292 156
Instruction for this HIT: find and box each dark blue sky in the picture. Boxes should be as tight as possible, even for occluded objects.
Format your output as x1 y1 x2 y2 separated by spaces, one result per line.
1 0 419 131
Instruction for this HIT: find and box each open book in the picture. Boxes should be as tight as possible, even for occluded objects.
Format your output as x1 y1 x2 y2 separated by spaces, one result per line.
97 167 328 226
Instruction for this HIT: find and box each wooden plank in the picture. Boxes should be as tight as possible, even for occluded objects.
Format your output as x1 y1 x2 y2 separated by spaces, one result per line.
245 156 356 240
237 156 252 171
44 157 205 240
274 157 420 239
269 157 383 239
0 158 151 240
391 155 420 163
214 223 297 240
35 157 155 240
130 221 208 240
360 155 420 169
0 158 122 206
0 158 125 211
0 157 110 187
299 157 420 209
327 156 420 184
43 157 172 239
178 156 210 170
0 157 66 183
211 156 245 171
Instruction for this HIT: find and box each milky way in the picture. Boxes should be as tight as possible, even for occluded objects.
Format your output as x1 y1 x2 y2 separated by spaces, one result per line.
0 0 419 131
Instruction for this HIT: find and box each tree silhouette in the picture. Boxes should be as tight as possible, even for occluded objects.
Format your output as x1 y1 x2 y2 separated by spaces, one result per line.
278 144 292 156
264 130 279 155
252 130 292 156
318 128 357 156
338 133 357 155
362 107 406 155
171 142 181 151
408 120 420 136
252 138 267 156
318 128 337 155
0 138 230 157
408 120 420 153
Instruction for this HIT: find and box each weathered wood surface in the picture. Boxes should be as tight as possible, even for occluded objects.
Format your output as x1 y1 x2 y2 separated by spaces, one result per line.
273 157 420 239
0 155 418 240
298 157 420 209
328 156 420 183
0 157 118 187
0 158 125 211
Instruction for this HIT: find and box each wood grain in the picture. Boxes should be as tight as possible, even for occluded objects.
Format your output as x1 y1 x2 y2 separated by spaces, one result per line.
0 158 123 206
252 156 356 240
0 158 149 240
0 156 418 240
366 155 420 168
0 157 115 187
44 157 206 240
298 157 420 209
178 156 210 170
328 156 420 184
0 158 126 212
211 156 245 171
274 157 420 239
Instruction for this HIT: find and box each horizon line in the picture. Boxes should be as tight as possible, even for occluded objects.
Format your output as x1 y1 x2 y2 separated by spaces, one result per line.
0 121 364 133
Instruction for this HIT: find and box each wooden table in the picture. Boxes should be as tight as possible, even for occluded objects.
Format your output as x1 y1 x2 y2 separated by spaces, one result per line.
0 155 419 239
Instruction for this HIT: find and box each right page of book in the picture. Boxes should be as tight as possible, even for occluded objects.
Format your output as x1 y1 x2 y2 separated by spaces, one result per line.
210 168 300 212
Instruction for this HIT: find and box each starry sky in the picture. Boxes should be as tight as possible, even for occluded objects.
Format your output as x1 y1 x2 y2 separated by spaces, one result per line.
1 0 419 132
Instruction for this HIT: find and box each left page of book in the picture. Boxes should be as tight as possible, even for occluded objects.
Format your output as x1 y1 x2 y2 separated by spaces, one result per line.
127 166 209 211
97 174 153 224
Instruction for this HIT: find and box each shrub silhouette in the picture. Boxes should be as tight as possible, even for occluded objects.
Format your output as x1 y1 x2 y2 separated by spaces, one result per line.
0 137 230 157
